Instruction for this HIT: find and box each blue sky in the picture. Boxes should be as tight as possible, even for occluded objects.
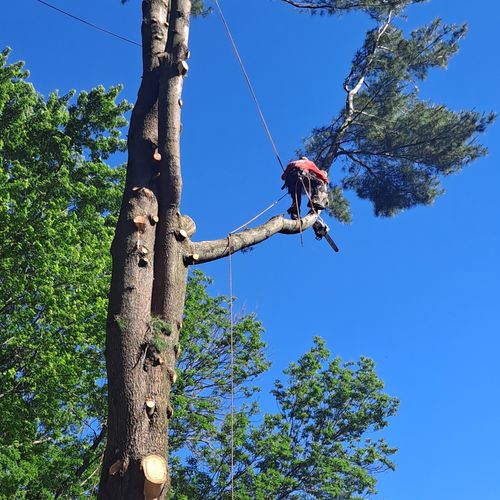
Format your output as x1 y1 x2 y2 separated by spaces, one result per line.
3 0 499 498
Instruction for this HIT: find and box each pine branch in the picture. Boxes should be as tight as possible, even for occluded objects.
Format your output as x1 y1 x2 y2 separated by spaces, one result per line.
320 11 393 169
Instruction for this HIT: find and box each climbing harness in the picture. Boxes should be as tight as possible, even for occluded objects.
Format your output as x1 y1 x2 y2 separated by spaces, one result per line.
298 176 340 253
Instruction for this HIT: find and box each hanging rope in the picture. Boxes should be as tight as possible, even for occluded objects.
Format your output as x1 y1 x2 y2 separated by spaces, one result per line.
213 3 297 493
214 0 285 172
227 236 235 499
229 193 287 235
294 187 304 246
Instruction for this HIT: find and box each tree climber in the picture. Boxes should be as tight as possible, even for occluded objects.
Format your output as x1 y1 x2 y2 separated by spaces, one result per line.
281 157 329 219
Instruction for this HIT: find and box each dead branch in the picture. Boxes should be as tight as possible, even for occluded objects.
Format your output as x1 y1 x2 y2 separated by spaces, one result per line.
320 11 393 169
190 211 319 265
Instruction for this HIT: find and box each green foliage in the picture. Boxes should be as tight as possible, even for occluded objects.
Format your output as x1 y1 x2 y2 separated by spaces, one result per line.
0 48 129 497
115 315 126 331
191 0 212 17
283 0 425 20
170 337 398 499
149 317 173 353
327 185 352 223
299 15 495 218
150 316 173 336
170 270 270 453
151 334 169 354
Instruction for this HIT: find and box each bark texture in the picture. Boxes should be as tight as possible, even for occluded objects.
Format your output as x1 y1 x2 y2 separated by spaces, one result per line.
99 1 190 498
191 211 320 264
99 1 319 497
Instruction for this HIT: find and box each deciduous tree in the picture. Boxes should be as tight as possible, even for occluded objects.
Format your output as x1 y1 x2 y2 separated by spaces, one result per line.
0 47 126 498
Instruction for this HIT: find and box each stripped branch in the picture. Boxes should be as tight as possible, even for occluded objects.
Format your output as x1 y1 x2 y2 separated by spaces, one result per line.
190 211 320 265
54 425 107 499
320 11 393 169
281 0 339 8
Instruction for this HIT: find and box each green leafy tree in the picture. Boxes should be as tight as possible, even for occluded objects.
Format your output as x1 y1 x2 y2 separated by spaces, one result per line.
170 338 398 500
297 15 495 218
0 48 127 498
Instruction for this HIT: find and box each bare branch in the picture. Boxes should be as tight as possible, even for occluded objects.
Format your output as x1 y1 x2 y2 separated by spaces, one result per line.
190 211 320 265
54 425 107 499
320 11 393 169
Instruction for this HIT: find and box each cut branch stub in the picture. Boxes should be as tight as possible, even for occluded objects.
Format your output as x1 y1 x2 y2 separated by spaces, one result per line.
180 214 196 236
177 228 188 240
153 148 162 161
177 60 189 76
174 344 181 360
142 454 167 500
133 216 148 232
132 187 155 199
167 367 177 384
108 459 122 476
184 253 199 265
166 404 174 419
145 398 156 416
141 188 155 199
139 257 150 268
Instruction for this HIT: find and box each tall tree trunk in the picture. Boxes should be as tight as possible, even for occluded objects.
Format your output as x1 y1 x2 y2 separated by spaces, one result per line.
99 1 191 497
98 1 317 497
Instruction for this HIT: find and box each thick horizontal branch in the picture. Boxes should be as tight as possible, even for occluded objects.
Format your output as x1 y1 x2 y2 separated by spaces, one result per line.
190 212 320 265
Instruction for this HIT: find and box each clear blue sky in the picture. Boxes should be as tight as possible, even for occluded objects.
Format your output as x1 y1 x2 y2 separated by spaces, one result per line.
3 1 499 498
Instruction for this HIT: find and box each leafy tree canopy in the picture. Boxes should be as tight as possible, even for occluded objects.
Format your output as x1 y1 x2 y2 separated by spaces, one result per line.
171 336 398 499
0 47 128 498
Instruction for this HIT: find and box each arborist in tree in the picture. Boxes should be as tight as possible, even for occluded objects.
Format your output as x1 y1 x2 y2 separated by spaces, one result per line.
281 157 329 219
